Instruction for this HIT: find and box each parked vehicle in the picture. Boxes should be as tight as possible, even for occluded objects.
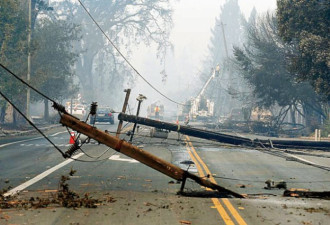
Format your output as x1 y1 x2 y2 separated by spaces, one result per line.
65 95 87 120
91 107 114 124
67 104 86 120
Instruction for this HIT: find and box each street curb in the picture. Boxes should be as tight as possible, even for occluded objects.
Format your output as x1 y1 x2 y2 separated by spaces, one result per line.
0 124 61 137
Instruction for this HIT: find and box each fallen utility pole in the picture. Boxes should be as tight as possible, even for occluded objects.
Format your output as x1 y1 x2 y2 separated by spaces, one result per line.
59 114 243 198
118 113 330 150
257 138 330 150
118 113 254 146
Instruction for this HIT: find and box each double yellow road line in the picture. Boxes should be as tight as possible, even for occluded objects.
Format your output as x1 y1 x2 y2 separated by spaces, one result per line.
185 136 247 225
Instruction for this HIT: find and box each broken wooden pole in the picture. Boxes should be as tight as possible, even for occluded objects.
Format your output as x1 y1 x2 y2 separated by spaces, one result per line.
283 189 330 199
129 94 146 142
59 114 243 198
257 139 330 150
118 113 330 150
116 89 131 138
118 113 254 146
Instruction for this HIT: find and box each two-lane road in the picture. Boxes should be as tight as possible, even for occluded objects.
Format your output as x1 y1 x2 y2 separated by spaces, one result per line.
0 123 118 192
1 124 330 224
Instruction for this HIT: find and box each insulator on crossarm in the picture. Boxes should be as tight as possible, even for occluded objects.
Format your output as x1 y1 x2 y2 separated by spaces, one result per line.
52 102 66 113
64 142 80 158
90 102 98 116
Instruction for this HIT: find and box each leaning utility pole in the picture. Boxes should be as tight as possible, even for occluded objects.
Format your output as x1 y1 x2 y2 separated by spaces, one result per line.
116 89 131 138
59 113 243 198
129 94 146 142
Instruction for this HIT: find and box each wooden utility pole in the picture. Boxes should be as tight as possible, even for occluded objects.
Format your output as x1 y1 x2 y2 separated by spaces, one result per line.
59 113 243 198
220 22 229 58
119 113 253 146
118 113 330 150
219 21 232 116
129 94 146 142
116 89 131 137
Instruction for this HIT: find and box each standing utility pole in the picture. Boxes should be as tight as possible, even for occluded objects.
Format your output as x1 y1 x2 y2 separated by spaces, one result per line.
220 21 232 115
220 22 229 58
26 0 32 120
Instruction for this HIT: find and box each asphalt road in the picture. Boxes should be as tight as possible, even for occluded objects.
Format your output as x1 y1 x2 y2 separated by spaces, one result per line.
1 121 329 225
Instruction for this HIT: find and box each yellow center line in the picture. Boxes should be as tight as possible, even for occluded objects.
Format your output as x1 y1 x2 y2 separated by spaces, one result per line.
185 140 235 225
185 136 247 225
222 199 247 225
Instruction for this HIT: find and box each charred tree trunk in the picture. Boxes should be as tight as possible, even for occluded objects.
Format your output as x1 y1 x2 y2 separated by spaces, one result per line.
290 106 296 124
76 51 97 102
12 110 17 127
0 104 5 124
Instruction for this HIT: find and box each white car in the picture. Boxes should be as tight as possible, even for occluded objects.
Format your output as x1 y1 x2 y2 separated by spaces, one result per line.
68 104 86 119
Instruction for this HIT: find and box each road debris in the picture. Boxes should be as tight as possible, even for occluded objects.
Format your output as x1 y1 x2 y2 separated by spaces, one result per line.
264 180 287 189
0 170 113 209
283 188 330 199
150 128 169 138
144 202 156 207
179 220 192 224
56 171 100 208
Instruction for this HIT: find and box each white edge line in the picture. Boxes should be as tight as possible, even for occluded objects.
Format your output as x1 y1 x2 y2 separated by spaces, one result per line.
50 131 67 137
4 153 84 197
0 131 67 148
0 137 42 148
287 153 317 165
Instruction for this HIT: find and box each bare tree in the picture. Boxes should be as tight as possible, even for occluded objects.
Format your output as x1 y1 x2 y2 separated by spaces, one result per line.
52 0 174 105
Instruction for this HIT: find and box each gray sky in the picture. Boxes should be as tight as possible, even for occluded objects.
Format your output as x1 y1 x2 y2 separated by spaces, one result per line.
129 0 277 114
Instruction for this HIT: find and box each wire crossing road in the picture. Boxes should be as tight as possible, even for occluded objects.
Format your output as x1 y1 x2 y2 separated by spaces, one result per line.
1 124 330 224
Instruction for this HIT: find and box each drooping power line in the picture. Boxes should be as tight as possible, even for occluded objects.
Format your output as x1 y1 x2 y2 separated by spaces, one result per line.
76 0 187 106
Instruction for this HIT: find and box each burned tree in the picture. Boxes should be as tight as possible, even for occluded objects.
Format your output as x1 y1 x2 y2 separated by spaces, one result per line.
53 0 174 104
233 13 324 131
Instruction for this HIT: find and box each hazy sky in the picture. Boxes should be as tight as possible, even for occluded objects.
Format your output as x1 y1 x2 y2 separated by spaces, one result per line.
171 0 277 61
129 0 277 114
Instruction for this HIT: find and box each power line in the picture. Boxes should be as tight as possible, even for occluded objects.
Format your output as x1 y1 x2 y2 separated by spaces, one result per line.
0 63 55 103
0 64 106 162
76 0 187 106
0 89 66 157
0 87 109 162
0 63 76 117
